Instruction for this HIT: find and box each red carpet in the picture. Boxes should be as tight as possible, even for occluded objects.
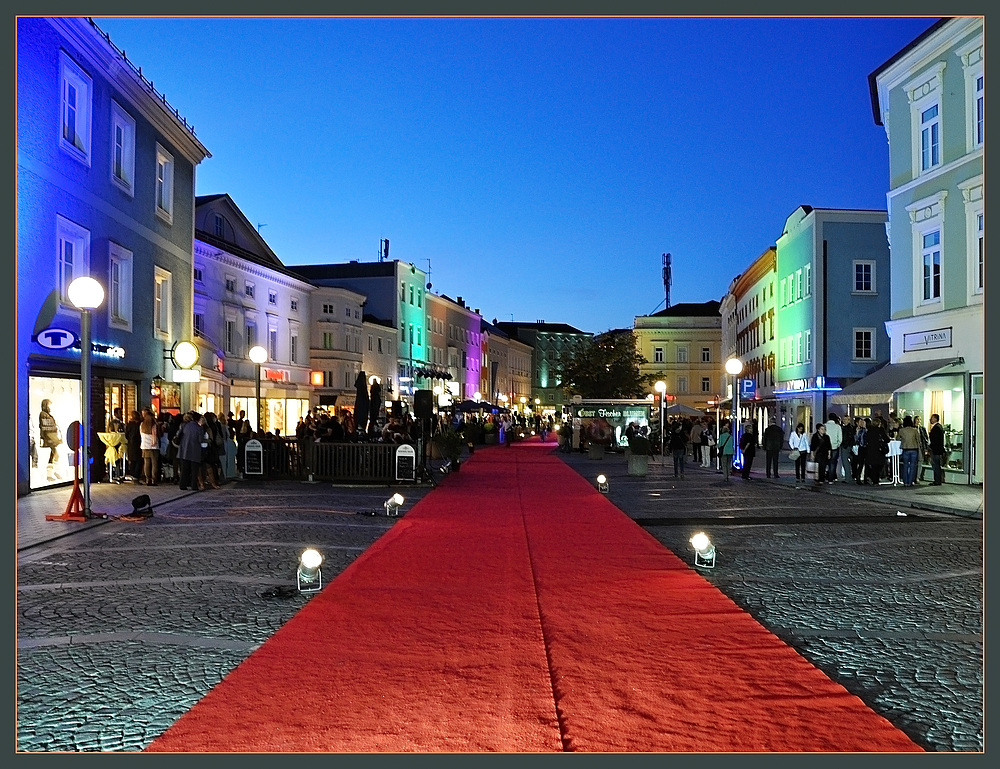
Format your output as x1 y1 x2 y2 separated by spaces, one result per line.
147 440 921 753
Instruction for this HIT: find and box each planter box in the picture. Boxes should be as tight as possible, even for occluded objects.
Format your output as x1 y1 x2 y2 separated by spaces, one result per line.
627 453 649 477
588 443 606 460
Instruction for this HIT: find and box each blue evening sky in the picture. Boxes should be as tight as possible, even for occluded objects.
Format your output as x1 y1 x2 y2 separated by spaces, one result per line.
92 15 939 334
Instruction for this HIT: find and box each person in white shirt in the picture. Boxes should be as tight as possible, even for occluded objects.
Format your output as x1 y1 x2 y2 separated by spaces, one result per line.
824 413 844 482
789 423 811 481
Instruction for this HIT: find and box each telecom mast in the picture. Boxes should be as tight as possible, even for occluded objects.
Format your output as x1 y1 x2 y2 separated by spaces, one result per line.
662 252 672 309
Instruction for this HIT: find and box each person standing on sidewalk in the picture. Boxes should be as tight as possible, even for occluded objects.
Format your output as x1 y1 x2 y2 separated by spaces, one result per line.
850 417 867 484
139 408 159 486
840 417 856 484
929 414 945 485
789 423 810 482
718 422 735 481
824 413 843 483
125 410 143 483
762 418 784 478
177 411 204 491
897 415 921 487
739 421 757 480
669 423 687 478
914 415 930 482
865 417 889 486
689 418 704 466
810 423 832 485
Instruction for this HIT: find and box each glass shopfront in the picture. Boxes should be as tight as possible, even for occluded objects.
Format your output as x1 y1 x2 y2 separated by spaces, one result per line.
28 375 81 490
896 372 966 475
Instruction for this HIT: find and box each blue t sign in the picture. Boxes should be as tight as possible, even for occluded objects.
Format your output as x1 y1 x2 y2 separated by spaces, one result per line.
740 378 756 398
35 327 78 350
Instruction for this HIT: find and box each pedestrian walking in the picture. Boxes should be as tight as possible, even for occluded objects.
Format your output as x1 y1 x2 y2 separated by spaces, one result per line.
762 418 784 478
739 421 757 480
824 413 843 483
702 422 715 468
669 424 687 477
810 423 832 485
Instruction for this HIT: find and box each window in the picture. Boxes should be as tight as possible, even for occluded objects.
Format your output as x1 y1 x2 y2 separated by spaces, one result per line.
400 281 406 301
154 144 174 222
322 303 334 315
974 74 984 147
56 215 90 304
854 261 875 293
345 307 351 317
378 337 383 354
290 297 298 312
193 312 205 337
922 230 942 302
796 269 803 300
805 264 812 296
268 290 277 306
193 266 203 283
654 347 664 363
779 280 785 307
805 330 812 362
322 332 333 350
225 276 237 293
796 332 803 364
920 103 940 172
290 332 298 364
245 282 255 299
677 376 688 394
110 101 135 193
854 329 875 360
976 212 984 294
154 267 171 338
701 347 710 363
108 242 132 330
676 347 688 363
59 51 91 164
246 324 256 349
214 214 226 238
225 320 235 354
268 329 278 360
701 377 711 393
417 290 422 308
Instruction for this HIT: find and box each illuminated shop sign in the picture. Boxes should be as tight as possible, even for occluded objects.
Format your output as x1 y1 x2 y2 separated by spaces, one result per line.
33 327 124 358
577 407 650 420
263 368 289 383
773 376 841 395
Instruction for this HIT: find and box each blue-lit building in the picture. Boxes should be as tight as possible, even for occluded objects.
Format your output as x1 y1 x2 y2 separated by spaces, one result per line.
17 17 210 495
773 206 892 431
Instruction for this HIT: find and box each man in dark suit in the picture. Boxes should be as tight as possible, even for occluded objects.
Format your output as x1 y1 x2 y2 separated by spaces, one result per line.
762 418 785 478
928 413 946 485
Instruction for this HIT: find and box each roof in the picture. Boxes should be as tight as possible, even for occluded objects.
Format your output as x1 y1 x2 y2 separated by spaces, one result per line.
648 300 721 319
495 321 590 336
867 18 950 126
286 262 400 280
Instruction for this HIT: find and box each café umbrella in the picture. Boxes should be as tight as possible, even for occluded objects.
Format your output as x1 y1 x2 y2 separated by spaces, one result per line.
368 378 382 433
354 371 370 434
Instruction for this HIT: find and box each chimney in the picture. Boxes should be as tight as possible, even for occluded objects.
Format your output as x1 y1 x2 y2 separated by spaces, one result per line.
457 296 464 307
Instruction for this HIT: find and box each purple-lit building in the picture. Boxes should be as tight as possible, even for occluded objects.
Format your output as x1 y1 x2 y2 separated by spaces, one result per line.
16 17 210 495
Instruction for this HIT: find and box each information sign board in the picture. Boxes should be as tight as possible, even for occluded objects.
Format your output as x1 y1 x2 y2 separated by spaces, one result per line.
244 439 263 475
395 444 416 482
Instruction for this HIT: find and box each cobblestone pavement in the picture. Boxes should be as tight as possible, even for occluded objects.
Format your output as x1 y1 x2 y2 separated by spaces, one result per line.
15 450 984 753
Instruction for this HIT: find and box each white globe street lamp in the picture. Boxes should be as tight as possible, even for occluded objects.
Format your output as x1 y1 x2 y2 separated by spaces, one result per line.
654 380 666 456
725 357 744 467
248 345 268 434
68 276 105 518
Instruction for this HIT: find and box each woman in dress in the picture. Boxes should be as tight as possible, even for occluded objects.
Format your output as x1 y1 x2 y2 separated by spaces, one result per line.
139 407 159 486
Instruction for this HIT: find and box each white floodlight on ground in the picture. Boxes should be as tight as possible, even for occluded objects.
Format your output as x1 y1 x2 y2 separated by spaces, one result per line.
690 532 716 568
385 493 404 516
297 548 324 593
597 474 609 493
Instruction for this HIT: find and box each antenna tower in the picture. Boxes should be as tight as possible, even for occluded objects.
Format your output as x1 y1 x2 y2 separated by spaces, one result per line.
662 252 672 308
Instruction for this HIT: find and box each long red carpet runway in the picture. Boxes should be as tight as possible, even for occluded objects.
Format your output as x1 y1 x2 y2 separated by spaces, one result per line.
147 440 921 753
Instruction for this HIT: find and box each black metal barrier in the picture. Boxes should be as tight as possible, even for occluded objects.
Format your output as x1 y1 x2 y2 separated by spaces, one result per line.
248 438 417 484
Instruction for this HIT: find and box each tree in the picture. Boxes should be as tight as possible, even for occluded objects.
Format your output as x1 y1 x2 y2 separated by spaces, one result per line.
554 330 653 399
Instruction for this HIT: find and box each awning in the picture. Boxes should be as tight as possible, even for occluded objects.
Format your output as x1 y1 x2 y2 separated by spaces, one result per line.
830 358 963 405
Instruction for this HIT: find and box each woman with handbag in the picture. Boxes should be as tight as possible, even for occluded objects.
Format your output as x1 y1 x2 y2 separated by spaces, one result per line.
717 422 735 481
810 423 833 485
789 423 810 481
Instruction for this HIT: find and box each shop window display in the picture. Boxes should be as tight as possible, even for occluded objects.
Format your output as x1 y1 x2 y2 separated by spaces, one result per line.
28 376 81 490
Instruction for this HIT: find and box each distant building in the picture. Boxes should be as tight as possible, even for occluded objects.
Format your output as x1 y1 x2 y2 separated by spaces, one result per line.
194 194 314 433
720 249 777 435
634 301 722 414
17 17 210 494
846 16 983 484
495 321 591 416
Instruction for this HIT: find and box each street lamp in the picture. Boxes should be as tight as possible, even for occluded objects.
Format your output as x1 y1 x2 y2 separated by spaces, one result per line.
248 345 268 434
654 380 666 456
68 276 104 518
725 357 744 467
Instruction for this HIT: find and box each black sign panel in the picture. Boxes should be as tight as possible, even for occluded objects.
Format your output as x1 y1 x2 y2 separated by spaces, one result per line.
395 444 416 482
244 439 263 475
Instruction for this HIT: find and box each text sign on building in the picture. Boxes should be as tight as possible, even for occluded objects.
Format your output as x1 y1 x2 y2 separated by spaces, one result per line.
903 327 952 353
395 444 416 482
243 439 263 476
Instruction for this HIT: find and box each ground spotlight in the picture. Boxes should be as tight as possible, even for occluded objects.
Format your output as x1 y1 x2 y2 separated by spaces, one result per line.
297 548 324 593
385 493 404 516
690 532 716 568
597 474 609 493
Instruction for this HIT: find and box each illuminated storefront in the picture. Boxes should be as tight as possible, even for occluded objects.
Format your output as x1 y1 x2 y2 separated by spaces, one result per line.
27 375 81 491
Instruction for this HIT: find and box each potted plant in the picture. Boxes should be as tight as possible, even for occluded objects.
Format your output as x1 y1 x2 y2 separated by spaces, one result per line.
483 420 497 444
432 428 465 472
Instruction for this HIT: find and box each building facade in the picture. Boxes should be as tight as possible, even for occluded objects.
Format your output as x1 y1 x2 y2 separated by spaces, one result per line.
634 301 723 413
773 207 893 434
426 294 483 405
17 17 210 494
847 16 984 484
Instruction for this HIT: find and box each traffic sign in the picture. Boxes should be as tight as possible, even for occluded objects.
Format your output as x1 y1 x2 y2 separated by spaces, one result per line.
740 378 756 398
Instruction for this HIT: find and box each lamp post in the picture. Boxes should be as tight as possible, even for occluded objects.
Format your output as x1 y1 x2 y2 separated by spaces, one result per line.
654 380 666 457
725 357 744 467
68 276 105 518
248 345 268 434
